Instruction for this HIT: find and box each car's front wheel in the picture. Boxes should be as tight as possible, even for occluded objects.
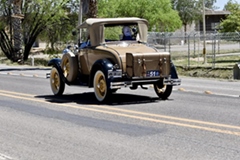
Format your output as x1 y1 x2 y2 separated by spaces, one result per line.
93 70 111 102
50 67 65 95
154 81 172 100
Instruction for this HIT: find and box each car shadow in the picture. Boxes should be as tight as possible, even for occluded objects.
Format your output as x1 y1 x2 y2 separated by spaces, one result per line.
36 92 166 105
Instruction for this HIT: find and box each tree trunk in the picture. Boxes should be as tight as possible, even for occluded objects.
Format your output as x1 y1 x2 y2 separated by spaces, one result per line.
12 0 23 62
88 0 97 18
0 29 14 59
184 23 187 44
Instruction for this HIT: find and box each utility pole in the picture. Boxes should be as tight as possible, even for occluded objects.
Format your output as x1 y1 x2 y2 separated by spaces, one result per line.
203 0 207 64
78 0 83 43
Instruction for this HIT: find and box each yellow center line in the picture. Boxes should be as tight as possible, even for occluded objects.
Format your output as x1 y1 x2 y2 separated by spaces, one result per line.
0 90 239 130
90 105 240 130
0 90 240 136
0 90 35 97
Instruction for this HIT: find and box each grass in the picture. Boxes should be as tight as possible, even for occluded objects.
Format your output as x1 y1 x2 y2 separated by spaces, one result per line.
176 65 234 80
172 53 239 80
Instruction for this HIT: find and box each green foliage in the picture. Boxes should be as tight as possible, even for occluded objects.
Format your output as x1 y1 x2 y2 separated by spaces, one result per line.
98 0 118 18
0 0 76 62
38 13 78 49
220 1 240 32
98 0 182 32
104 26 122 40
0 0 8 30
195 0 217 9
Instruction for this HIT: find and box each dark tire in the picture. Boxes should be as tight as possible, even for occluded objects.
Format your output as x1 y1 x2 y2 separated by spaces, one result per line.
50 67 65 95
61 52 78 82
154 81 172 100
93 70 111 102
111 89 118 93
129 84 138 90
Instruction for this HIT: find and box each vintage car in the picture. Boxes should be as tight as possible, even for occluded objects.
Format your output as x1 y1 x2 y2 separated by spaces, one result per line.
47 17 181 102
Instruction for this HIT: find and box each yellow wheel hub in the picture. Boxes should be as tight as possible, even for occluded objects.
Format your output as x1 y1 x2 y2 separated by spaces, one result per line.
52 73 60 89
156 85 166 93
97 77 106 96
94 71 108 101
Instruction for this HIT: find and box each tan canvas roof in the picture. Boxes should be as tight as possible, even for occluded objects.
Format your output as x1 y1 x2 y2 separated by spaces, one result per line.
77 17 149 45
77 17 148 28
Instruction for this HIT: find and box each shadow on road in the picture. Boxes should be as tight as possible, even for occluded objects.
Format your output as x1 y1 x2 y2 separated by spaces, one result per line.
36 92 166 105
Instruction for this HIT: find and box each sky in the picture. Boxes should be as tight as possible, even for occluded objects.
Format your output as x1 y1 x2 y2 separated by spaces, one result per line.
215 0 240 10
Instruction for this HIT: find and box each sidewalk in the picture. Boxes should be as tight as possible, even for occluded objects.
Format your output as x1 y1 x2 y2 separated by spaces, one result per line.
0 63 50 71
0 63 50 78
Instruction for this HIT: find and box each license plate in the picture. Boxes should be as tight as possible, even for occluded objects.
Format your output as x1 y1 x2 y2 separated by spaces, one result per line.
146 70 160 77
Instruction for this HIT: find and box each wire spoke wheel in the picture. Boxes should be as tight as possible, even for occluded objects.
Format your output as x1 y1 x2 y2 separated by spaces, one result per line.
93 70 110 102
50 67 65 95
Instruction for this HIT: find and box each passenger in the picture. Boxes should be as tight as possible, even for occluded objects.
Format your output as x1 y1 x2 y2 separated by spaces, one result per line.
80 35 91 49
121 26 133 40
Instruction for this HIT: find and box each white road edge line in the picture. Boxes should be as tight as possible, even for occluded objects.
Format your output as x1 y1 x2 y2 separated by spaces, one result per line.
0 72 45 78
0 153 13 160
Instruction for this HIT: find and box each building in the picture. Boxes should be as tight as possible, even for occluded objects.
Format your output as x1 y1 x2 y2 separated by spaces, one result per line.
197 9 230 32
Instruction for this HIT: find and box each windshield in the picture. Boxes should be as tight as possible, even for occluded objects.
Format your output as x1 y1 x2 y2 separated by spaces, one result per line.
104 24 139 42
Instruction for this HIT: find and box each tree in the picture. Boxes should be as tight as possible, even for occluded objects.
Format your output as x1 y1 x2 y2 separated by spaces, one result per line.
98 0 182 32
38 12 78 50
172 0 200 33
0 0 70 62
171 0 218 33
196 0 217 10
88 0 97 18
223 0 235 10
12 0 23 61
220 1 240 32
0 0 23 61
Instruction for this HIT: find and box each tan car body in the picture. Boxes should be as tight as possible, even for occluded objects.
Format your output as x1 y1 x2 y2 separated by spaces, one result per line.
77 18 171 79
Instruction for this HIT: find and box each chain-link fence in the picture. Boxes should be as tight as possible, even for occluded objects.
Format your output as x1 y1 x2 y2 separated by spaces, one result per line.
147 31 240 68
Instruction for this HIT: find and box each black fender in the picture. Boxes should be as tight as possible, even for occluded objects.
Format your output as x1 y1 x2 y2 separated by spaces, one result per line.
47 58 70 85
89 59 113 87
48 58 61 67
170 61 179 79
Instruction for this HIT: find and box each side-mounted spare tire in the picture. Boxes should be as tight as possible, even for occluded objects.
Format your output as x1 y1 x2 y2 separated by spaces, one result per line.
61 52 78 82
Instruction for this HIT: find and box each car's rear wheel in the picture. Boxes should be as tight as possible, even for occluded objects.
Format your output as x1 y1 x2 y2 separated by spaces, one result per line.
50 67 65 95
154 81 172 100
61 52 78 82
93 70 111 102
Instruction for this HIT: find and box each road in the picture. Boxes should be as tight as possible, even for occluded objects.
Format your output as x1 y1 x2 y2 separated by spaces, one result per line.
0 66 240 160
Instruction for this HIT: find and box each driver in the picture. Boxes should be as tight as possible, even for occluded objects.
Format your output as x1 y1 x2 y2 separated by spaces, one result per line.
121 26 133 40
